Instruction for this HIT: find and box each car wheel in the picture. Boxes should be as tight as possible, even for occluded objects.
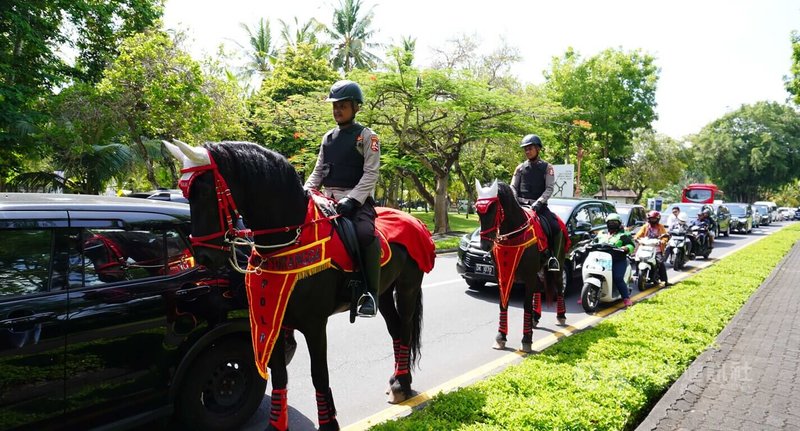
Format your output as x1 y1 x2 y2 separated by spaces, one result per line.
466 279 486 290
561 261 572 293
176 338 267 431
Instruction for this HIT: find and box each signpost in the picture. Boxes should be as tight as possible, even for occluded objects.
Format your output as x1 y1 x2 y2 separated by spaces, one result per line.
552 164 574 198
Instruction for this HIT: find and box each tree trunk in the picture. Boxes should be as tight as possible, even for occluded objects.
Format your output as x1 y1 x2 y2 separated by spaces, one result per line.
575 144 584 197
433 174 450 234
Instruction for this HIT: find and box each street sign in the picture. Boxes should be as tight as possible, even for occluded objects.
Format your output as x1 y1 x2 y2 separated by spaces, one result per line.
552 164 574 198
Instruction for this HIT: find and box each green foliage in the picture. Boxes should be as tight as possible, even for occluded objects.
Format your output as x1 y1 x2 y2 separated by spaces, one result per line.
328 0 380 72
255 43 339 103
608 129 685 203
694 101 800 202
785 30 800 105
373 224 800 431
237 18 277 79
410 211 479 233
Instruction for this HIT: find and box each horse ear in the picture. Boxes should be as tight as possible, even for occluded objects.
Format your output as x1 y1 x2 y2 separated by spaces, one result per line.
489 179 498 197
162 141 184 163
171 139 210 167
474 179 482 195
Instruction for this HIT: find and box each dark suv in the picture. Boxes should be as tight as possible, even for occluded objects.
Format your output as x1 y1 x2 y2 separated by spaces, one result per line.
0 194 264 431
456 198 617 292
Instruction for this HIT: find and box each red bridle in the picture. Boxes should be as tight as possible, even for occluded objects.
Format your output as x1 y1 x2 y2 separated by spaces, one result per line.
179 154 250 252
475 197 531 243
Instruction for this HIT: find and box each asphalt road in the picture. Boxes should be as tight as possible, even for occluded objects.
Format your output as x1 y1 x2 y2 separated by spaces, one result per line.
239 221 793 431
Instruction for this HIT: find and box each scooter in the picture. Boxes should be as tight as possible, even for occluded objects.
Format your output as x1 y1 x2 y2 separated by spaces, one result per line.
665 223 691 270
688 224 712 260
580 242 631 313
633 236 665 291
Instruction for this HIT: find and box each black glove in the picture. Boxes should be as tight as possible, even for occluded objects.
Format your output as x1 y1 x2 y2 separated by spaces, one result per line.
532 200 543 212
336 197 360 218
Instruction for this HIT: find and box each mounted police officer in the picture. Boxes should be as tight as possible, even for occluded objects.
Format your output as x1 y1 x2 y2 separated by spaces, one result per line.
304 80 380 317
510 134 560 271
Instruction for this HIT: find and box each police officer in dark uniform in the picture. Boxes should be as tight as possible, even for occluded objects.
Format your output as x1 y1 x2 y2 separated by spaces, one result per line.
305 80 380 317
510 134 560 271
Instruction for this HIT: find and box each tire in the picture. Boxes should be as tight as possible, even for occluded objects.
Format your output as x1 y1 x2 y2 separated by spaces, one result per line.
580 282 600 313
176 338 267 431
561 262 573 294
637 268 648 291
674 250 685 270
466 279 486 290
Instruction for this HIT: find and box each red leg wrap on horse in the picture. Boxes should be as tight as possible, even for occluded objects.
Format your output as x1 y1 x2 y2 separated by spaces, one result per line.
557 295 566 315
395 343 410 376
499 310 508 335
316 388 337 426
534 292 542 315
269 388 288 431
523 311 532 336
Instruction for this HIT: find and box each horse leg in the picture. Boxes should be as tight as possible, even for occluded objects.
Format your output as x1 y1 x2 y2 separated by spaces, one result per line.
266 334 290 431
384 266 424 404
305 324 339 431
493 306 508 350
532 291 542 327
521 280 534 353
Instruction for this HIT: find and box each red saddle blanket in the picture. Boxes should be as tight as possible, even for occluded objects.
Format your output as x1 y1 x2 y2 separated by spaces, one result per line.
244 199 435 379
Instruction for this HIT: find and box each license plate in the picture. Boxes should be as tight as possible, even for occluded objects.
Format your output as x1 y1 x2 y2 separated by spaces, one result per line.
475 263 495 275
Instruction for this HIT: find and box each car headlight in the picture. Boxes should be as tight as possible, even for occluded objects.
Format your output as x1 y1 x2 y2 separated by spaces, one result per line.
459 236 470 250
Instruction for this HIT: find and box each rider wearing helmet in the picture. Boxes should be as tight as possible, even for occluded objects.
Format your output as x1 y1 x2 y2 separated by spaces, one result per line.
510 134 561 271
304 80 380 317
633 210 670 286
692 208 715 249
594 213 635 307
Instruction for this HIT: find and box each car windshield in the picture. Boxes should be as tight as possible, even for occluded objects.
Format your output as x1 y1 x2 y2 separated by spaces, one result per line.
754 206 768 215
728 204 748 216
548 204 573 222
667 204 703 219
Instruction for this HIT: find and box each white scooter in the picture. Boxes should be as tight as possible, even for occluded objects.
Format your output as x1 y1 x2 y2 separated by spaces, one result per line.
633 237 665 291
580 242 631 313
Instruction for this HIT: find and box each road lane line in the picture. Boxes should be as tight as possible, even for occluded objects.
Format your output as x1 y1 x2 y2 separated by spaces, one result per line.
344 225 789 430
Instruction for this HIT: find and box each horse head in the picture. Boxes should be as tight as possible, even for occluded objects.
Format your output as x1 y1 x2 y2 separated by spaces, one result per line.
474 179 527 251
164 140 307 270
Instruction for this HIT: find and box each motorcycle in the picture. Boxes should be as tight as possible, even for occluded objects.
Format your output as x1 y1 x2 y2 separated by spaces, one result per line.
688 224 713 260
633 236 665 291
580 242 631 313
665 223 691 270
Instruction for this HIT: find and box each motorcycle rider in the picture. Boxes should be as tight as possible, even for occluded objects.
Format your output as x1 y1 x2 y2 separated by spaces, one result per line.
666 206 681 229
633 210 670 286
691 208 715 251
304 80 380 318
593 213 635 307
510 134 560 271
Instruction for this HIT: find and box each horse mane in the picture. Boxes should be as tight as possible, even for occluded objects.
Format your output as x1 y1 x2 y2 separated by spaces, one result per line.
203 141 307 225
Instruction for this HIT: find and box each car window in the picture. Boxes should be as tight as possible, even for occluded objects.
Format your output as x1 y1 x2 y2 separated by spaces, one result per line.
0 229 54 297
70 228 194 287
588 204 607 227
571 205 592 230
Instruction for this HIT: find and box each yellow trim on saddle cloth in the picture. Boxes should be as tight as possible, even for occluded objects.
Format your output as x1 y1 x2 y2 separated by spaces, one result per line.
492 225 538 309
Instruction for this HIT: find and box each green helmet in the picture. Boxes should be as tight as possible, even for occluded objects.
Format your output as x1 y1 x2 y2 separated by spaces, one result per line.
326 80 364 104
605 213 621 223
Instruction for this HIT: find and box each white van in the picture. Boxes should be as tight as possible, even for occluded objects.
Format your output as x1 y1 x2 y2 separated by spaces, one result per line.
753 201 779 222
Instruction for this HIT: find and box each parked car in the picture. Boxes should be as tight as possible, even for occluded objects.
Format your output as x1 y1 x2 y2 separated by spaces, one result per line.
778 207 796 220
794 207 800 221
711 203 731 237
616 203 647 232
456 197 616 293
0 193 263 431
727 203 754 234
127 188 188 203
753 204 771 226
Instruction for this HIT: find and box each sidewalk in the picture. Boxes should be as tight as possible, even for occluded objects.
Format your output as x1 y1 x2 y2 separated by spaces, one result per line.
637 241 800 431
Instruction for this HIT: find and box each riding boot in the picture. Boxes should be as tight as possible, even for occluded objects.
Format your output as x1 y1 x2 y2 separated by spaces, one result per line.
357 238 380 317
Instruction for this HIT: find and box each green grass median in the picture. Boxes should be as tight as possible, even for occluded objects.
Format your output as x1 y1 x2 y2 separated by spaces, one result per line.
372 225 800 430
409 211 479 251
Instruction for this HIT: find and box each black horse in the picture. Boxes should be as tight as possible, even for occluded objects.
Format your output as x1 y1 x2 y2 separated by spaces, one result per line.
166 140 429 431
474 180 567 352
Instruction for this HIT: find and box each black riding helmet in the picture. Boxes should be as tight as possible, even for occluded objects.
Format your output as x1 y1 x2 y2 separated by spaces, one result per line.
519 134 543 148
326 80 364 104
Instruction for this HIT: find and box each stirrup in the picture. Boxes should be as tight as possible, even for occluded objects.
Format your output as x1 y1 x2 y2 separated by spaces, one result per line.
356 292 377 317
547 256 560 272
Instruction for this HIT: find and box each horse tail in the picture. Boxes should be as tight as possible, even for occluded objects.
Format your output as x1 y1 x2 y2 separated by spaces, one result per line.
409 286 423 370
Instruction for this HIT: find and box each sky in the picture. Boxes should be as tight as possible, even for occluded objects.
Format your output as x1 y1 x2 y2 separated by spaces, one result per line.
163 0 800 139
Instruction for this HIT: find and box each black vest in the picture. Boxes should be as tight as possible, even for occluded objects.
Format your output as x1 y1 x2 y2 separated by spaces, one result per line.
517 159 548 200
321 124 365 188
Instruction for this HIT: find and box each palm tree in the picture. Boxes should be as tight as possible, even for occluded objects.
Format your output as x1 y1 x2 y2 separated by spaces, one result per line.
278 17 330 60
328 0 380 72
237 18 277 79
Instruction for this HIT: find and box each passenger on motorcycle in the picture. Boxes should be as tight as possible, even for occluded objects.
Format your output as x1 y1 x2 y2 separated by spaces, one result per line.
633 210 670 286
593 213 635 307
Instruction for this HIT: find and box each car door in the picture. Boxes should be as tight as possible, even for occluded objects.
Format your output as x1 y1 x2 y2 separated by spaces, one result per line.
0 212 71 430
62 211 203 428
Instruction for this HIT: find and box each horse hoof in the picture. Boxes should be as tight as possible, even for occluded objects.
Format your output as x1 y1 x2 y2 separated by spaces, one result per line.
492 340 506 350
387 389 409 404
520 342 532 353
557 317 567 326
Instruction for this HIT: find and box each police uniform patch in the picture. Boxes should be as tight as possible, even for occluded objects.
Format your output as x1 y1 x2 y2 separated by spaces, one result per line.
547 165 554 176
356 135 364 142
370 135 379 152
